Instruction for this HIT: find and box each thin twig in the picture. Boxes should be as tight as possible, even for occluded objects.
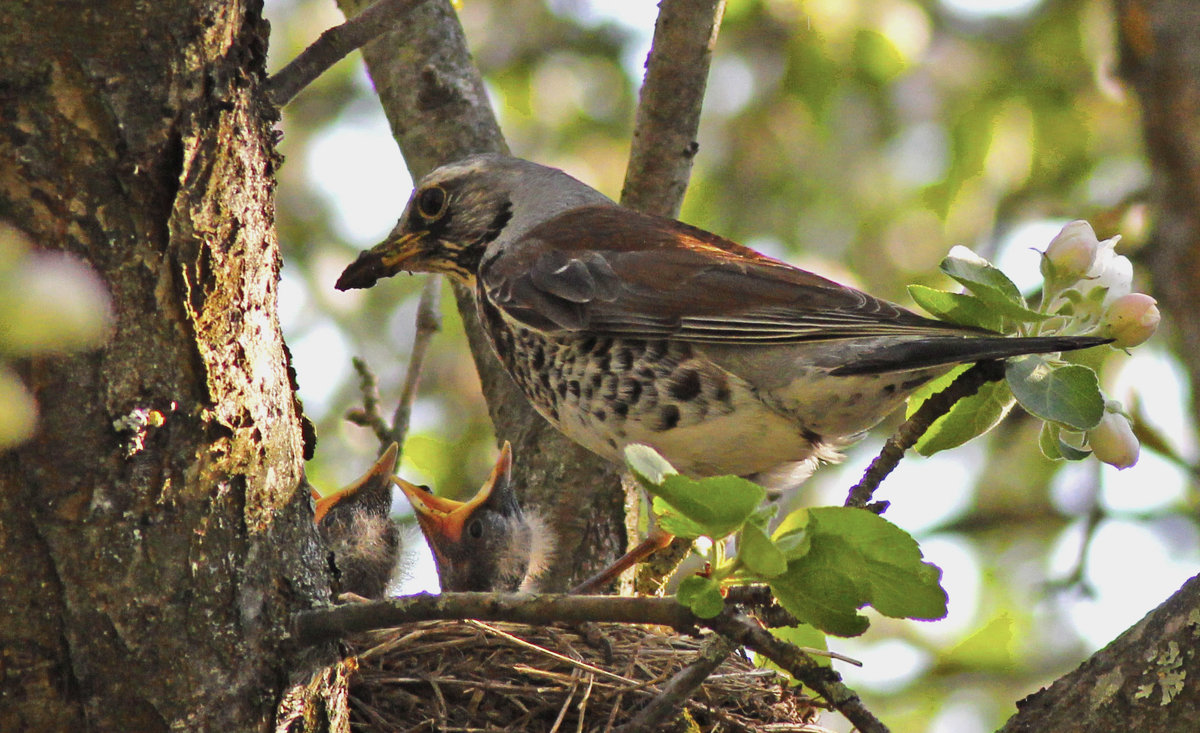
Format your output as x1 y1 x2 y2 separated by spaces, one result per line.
388 275 442 450
346 357 391 445
844 360 1006 510
346 276 442 460
267 0 429 107
612 634 736 733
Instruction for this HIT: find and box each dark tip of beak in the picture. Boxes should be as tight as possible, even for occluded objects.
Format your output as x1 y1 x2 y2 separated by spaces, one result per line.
335 249 387 291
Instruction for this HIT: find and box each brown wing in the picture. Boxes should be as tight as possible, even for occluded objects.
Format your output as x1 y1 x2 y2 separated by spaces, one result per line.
479 205 981 343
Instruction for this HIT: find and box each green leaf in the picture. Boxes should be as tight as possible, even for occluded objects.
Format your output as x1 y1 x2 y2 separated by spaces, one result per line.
677 575 725 618
625 443 678 486
912 379 1015 456
1038 422 1063 460
769 507 947 636
810 508 947 619
940 247 1024 303
772 509 813 560
1006 356 1105 430
652 497 707 540
645 474 765 539
905 365 969 418
770 560 870 637
907 285 1006 332
739 523 787 578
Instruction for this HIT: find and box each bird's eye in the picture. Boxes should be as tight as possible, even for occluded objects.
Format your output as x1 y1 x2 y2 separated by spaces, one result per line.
415 186 448 220
467 519 484 539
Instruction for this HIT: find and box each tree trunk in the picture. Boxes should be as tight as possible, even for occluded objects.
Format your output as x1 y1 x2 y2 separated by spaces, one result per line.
0 1 331 729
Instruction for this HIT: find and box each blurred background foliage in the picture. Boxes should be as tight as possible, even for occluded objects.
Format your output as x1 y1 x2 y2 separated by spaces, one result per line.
264 0 1196 730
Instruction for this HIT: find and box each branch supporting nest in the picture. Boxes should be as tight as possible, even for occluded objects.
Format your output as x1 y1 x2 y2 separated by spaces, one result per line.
293 592 886 732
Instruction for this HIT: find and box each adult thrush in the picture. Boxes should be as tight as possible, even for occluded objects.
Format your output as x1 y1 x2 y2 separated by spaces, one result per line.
337 154 1108 486
395 442 554 592
313 444 402 599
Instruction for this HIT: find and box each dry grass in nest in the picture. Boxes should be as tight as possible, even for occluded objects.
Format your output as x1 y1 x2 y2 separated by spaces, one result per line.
282 619 828 732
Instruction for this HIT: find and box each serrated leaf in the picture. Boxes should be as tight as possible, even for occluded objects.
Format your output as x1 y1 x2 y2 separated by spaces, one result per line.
625 443 678 486
912 379 1015 456
940 247 1024 303
808 508 947 620
769 507 947 636
739 523 787 578
645 474 765 539
677 575 725 618
968 286 1052 324
907 285 1007 332
1006 356 1104 430
770 562 870 637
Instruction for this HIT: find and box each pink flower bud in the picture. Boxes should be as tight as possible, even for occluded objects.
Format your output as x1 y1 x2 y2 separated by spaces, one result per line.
1044 221 1100 280
1087 412 1139 469
1103 293 1160 348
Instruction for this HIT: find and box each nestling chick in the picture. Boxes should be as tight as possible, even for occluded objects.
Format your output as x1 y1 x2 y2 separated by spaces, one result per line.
312 444 402 599
395 442 555 592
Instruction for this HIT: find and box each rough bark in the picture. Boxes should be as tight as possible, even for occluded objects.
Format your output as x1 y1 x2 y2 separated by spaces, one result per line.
0 1 331 730
1001 574 1200 731
621 0 725 220
333 0 629 592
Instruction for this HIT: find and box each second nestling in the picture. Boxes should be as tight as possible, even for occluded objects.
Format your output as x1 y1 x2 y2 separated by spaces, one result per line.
312 442 555 597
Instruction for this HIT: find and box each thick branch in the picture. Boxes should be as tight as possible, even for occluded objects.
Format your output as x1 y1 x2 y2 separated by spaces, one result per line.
1117 0 1200 429
294 592 696 643
621 0 725 218
1001 573 1200 731
267 0 427 107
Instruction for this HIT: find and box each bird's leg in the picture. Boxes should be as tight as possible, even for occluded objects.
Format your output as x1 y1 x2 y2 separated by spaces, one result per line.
571 526 676 594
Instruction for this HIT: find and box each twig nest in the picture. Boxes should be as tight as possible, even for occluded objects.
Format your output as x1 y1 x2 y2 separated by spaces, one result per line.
280 620 823 732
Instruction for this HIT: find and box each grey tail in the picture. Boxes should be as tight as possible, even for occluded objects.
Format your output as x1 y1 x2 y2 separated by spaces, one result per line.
829 335 1112 377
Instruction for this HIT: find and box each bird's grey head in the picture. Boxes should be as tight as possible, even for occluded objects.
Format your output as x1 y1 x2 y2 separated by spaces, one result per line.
335 154 614 291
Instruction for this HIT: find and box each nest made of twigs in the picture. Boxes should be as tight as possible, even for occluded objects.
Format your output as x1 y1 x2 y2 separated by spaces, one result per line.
281 620 827 733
